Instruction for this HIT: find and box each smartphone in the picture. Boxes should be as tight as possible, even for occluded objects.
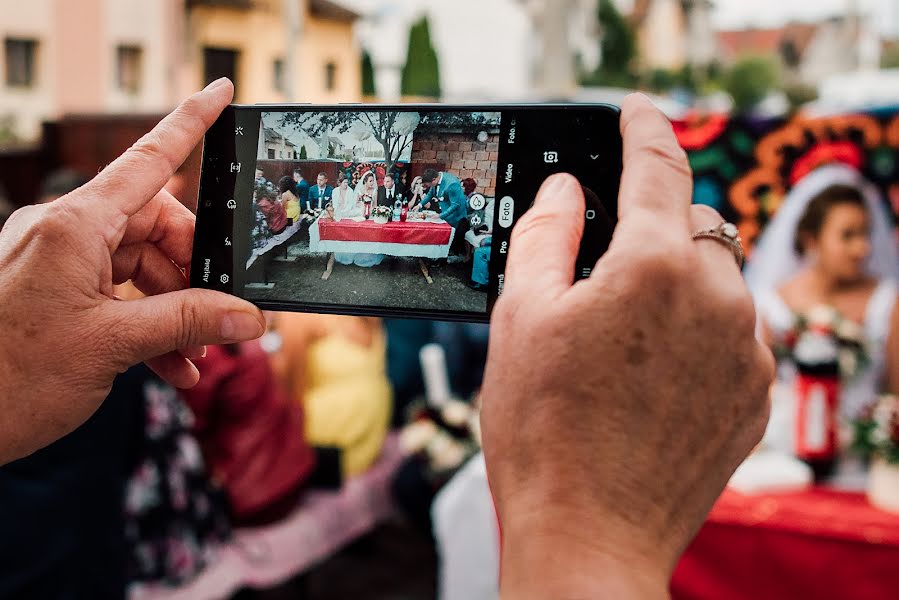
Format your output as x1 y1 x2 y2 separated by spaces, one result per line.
191 103 621 322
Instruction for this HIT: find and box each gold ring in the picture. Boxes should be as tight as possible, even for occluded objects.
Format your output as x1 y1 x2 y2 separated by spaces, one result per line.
691 222 744 269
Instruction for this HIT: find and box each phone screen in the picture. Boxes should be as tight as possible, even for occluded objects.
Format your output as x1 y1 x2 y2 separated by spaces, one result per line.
192 104 621 322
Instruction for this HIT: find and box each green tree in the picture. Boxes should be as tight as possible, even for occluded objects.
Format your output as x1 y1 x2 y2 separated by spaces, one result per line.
882 45 899 69
581 0 638 87
401 16 441 98
299 144 307 159
724 55 781 114
361 49 376 97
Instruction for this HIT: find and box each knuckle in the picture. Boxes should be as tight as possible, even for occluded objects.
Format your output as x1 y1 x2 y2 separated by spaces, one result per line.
128 132 177 175
690 203 724 225
642 135 692 178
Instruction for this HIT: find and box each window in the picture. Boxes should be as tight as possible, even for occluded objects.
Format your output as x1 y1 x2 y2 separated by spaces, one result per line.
324 61 337 92
267 149 275 159
203 47 239 96
5 38 37 88
116 45 143 93
273 58 285 93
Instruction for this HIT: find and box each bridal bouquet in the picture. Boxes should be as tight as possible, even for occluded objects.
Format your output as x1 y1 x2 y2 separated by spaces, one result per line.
777 305 870 380
853 395 899 464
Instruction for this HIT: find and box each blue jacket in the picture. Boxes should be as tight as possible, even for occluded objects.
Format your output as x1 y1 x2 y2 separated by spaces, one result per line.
423 172 467 227
307 184 334 210
295 179 310 205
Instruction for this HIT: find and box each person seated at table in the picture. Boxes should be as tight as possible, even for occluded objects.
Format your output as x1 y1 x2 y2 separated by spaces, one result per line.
407 175 425 211
268 313 392 478
377 173 402 207
180 341 322 526
308 172 333 211
356 170 377 212
321 173 384 279
278 176 301 225
255 184 287 235
292 168 309 207
255 167 268 186
328 171 360 221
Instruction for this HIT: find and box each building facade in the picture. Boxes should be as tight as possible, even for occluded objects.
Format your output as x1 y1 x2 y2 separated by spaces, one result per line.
0 0 361 143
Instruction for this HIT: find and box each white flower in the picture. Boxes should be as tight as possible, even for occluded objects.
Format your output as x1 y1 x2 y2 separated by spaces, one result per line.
806 305 838 328
428 432 467 471
441 400 472 427
794 330 839 365
399 419 437 455
835 319 863 342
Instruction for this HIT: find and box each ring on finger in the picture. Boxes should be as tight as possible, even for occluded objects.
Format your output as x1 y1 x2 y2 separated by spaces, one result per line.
691 222 744 269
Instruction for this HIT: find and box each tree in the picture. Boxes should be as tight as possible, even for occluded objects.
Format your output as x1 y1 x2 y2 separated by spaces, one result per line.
299 144 307 159
280 111 421 173
581 0 638 87
361 49 376 97
723 55 781 114
401 16 441 98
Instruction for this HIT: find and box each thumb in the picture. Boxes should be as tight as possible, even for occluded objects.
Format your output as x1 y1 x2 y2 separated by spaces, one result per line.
503 173 585 299
105 288 265 362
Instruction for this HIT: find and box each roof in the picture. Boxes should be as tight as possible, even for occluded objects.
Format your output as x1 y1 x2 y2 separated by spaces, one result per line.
309 0 359 22
716 22 820 62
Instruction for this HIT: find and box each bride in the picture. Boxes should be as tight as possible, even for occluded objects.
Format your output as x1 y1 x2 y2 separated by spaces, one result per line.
746 163 899 432
321 170 384 280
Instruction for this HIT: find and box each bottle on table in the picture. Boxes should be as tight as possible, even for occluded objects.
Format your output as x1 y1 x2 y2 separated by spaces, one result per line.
400 200 408 222
392 198 402 222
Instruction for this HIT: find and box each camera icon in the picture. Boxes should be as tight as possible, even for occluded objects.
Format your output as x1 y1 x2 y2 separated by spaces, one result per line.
543 151 559 164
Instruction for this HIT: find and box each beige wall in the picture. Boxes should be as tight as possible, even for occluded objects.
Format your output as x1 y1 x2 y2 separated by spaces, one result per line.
0 0 361 143
0 0 56 140
188 0 361 104
639 0 687 70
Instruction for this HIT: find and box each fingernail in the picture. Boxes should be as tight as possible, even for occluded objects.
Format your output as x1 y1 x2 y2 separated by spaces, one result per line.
221 312 264 341
180 345 207 360
203 77 229 92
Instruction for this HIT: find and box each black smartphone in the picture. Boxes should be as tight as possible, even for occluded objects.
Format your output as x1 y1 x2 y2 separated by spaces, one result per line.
191 103 621 322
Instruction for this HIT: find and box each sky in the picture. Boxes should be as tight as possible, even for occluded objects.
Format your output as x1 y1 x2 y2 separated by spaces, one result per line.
712 0 899 34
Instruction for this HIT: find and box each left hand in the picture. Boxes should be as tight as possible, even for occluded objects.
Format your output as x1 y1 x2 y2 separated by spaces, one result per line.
0 78 265 464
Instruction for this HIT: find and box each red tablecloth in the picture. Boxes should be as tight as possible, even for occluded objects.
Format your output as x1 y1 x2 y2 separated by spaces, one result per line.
671 488 899 600
318 217 452 245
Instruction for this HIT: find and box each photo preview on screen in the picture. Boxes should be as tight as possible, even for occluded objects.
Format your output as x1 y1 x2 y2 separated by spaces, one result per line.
243 109 502 316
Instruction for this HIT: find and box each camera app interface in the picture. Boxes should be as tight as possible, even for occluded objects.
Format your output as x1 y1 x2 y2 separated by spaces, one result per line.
194 104 621 319
244 109 501 315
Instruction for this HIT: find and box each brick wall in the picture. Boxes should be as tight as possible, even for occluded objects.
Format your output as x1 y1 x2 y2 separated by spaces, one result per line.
410 132 499 198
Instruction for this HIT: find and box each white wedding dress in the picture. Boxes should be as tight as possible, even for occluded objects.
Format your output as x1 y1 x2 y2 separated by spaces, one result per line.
745 165 899 454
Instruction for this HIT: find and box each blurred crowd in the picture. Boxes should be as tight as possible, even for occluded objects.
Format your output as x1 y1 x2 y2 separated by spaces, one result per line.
0 169 490 598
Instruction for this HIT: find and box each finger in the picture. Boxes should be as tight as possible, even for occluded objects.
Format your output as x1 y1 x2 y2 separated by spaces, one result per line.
688 205 743 277
104 288 264 362
146 352 201 389
118 188 196 267
179 346 207 360
112 241 187 296
79 78 233 222
616 94 693 235
503 173 584 299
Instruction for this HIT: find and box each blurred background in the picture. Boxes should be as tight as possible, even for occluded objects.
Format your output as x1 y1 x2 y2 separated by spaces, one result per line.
0 1 898 600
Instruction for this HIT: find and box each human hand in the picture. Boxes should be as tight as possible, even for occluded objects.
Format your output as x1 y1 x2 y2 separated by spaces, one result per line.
0 78 265 464
480 94 774 598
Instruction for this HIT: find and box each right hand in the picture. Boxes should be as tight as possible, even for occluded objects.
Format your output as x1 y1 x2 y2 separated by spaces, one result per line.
480 94 774 598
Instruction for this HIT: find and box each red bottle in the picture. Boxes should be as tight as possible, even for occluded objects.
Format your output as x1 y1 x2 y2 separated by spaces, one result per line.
794 370 839 481
400 200 408 222
363 198 372 219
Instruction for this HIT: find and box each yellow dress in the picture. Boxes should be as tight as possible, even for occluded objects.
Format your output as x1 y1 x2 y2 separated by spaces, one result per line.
285 198 300 221
273 315 392 478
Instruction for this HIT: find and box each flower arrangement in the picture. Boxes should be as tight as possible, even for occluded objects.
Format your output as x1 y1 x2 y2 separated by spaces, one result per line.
371 205 393 223
853 395 899 465
399 399 481 479
776 305 869 380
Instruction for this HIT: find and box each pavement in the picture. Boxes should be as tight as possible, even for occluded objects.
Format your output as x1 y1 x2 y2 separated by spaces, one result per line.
245 238 488 314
